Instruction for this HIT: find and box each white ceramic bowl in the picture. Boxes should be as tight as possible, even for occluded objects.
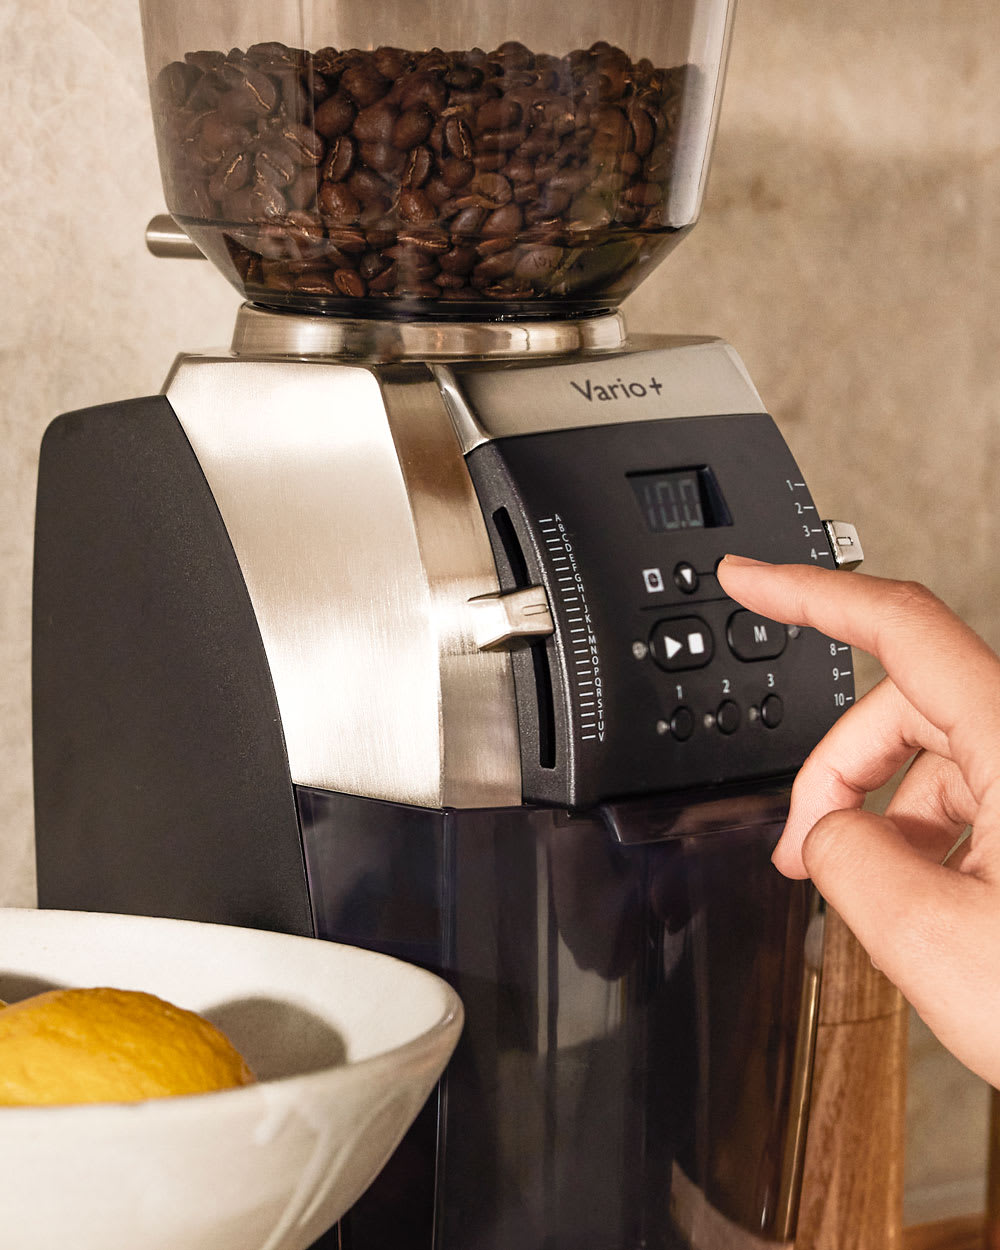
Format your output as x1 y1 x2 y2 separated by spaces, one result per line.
0 908 462 1250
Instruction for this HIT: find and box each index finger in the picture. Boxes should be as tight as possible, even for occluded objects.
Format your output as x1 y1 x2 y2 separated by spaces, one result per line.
716 557 1000 807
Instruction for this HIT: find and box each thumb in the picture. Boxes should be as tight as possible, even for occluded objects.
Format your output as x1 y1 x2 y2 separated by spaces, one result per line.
802 808 1000 1085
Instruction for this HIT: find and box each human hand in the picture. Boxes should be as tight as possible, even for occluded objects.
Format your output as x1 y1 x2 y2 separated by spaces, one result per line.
717 555 1000 1087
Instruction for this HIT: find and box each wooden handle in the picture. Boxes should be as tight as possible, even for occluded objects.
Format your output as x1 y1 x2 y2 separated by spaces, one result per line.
795 908 908 1250
987 1086 1000 1250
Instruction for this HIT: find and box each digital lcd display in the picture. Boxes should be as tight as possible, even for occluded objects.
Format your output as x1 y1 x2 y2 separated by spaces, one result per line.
628 466 732 533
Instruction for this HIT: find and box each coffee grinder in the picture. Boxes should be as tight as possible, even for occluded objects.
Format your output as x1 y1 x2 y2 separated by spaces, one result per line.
33 1 865 1247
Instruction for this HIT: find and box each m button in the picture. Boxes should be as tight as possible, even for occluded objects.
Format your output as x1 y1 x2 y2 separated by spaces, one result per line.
727 610 787 661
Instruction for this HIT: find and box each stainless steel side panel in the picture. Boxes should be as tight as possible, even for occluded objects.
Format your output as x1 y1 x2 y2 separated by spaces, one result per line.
165 356 521 808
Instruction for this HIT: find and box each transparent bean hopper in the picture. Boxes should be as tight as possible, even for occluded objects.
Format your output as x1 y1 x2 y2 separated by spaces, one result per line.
31 2 864 1249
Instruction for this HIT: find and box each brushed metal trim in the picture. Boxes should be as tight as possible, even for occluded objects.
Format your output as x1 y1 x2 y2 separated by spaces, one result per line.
435 339 767 452
164 355 521 808
145 214 205 260
230 302 627 361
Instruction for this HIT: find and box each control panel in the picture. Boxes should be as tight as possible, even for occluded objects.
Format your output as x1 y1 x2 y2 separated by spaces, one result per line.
467 412 855 810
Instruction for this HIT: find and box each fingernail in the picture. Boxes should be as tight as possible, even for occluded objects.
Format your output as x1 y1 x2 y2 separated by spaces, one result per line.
720 554 771 568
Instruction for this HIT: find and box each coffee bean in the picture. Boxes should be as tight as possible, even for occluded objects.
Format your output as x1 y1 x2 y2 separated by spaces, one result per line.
353 99 397 144
374 46 410 79
359 141 405 175
438 245 478 275
279 121 325 165
475 97 523 132
318 182 361 224
397 71 448 114
398 189 437 224
321 135 356 182
483 203 523 235
473 249 518 283
359 251 391 279
287 168 320 210
476 127 525 152
402 145 434 188
255 139 299 187
514 244 564 281
623 181 663 208
341 64 389 108
444 117 473 159
469 171 512 207
368 263 398 293
449 204 489 235
208 149 251 199
440 157 475 188
349 167 391 203
313 93 355 138
334 268 367 297
393 105 434 149
328 227 367 253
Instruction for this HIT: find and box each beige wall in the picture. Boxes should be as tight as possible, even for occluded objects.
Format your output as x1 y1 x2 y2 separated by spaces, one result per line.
2 0 997 1227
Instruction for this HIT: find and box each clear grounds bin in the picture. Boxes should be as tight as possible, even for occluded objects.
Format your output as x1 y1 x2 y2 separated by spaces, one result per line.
140 0 734 319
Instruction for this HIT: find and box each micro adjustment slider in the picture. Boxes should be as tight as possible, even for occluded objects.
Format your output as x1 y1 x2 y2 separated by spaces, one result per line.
469 586 555 652
821 520 864 571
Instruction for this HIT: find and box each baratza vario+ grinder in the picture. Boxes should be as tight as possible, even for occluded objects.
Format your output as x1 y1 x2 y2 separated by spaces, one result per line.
33 1 864 1247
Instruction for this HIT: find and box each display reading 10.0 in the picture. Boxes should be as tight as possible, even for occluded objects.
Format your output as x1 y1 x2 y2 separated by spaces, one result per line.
631 470 704 532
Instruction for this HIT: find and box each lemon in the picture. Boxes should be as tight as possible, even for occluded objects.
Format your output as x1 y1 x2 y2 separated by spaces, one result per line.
0 987 255 1106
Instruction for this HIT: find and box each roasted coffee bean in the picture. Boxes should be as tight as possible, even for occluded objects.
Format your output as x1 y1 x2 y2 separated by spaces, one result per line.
628 104 655 157
483 203 523 235
341 64 389 108
469 171 512 207
444 117 473 160
374 46 411 80
514 244 564 281
287 168 320 210
318 182 361 224
397 227 450 253
255 139 299 187
349 167 391 203
313 93 355 138
448 204 488 236
476 126 525 152
328 227 367 253
402 145 434 188
359 251 391 280
334 268 367 297
623 181 663 208
353 99 397 144
358 142 403 175
440 157 475 188
279 121 326 165
367 262 399 293
472 151 508 173
219 68 279 121
475 97 523 132
473 249 518 283
424 176 456 207
156 61 198 108
208 149 252 199
321 135 356 182
438 245 478 275
397 71 448 114
393 106 434 149
398 189 438 224
445 64 483 91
